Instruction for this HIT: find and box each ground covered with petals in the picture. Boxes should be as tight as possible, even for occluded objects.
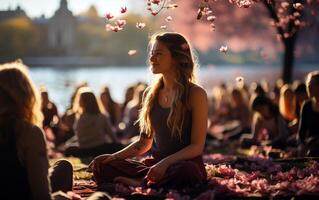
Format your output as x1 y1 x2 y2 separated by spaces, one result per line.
67 152 319 200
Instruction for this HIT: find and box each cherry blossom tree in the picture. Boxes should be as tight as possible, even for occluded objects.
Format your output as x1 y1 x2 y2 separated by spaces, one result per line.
144 0 319 83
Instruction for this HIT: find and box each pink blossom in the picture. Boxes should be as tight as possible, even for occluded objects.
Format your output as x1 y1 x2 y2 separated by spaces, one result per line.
165 16 173 22
151 0 161 5
293 3 304 10
207 15 216 22
236 76 244 83
281 2 290 9
160 25 167 29
219 45 228 53
105 24 112 31
105 12 114 20
120 6 127 14
110 26 123 32
116 19 126 27
293 12 301 17
136 22 146 29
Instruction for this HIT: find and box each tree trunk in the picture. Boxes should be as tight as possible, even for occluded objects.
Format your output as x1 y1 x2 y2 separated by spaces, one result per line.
282 34 297 84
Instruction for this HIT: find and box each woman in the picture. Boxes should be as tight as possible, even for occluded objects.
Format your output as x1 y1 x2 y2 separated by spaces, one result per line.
0 61 73 200
119 83 147 140
100 86 122 128
240 94 289 149
298 70 319 156
64 87 122 157
223 88 251 140
89 32 208 190
279 84 296 123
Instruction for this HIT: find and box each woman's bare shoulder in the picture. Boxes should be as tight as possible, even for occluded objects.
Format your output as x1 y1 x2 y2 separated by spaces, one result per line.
189 83 207 98
189 83 208 107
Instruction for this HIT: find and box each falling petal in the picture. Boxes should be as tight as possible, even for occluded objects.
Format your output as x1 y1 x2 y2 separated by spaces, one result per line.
136 22 146 29
128 50 137 56
165 16 173 22
236 76 244 83
160 25 167 29
219 46 228 54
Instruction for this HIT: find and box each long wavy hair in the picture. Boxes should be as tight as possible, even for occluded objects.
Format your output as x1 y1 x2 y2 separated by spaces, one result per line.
138 32 198 139
72 87 104 116
0 60 43 128
100 86 117 125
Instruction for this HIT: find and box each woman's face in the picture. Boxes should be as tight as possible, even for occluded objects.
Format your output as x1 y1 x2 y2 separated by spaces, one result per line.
149 41 175 75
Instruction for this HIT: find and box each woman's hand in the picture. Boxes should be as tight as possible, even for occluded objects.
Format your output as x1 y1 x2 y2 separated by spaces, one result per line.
87 154 116 173
146 159 171 184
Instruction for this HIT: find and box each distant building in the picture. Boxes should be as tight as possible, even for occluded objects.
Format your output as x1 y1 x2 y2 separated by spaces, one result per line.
48 0 77 55
0 5 27 21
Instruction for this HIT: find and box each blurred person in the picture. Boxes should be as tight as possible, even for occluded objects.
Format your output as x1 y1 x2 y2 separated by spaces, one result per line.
224 88 252 140
40 86 59 131
55 82 88 146
298 70 319 156
64 87 123 157
100 86 121 128
241 94 289 149
293 81 308 118
250 82 266 97
270 83 281 106
0 61 73 200
118 84 147 140
279 84 296 123
88 32 207 190
120 85 135 120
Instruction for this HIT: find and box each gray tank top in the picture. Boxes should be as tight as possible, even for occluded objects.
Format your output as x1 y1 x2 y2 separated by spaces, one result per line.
150 98 192 158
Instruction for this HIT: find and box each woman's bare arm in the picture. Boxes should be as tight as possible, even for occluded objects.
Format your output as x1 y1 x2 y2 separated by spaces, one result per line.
160 85 208 165
112 132 153 160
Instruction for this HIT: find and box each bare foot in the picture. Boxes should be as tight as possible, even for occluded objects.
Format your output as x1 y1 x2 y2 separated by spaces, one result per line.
114 176 142 187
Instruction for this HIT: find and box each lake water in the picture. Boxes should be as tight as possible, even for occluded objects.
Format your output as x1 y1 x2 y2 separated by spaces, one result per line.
29 65 317 112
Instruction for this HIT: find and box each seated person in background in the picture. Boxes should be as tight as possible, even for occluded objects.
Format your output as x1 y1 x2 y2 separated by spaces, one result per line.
56 82 88 147
0 61 73 200
223 88 251 140
64 87 123 157
118 83 147 141
100 86 122 129
40 86 59 134
279 84 297 123
286 82 309 146
241 94 289 149
298 70 319 156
